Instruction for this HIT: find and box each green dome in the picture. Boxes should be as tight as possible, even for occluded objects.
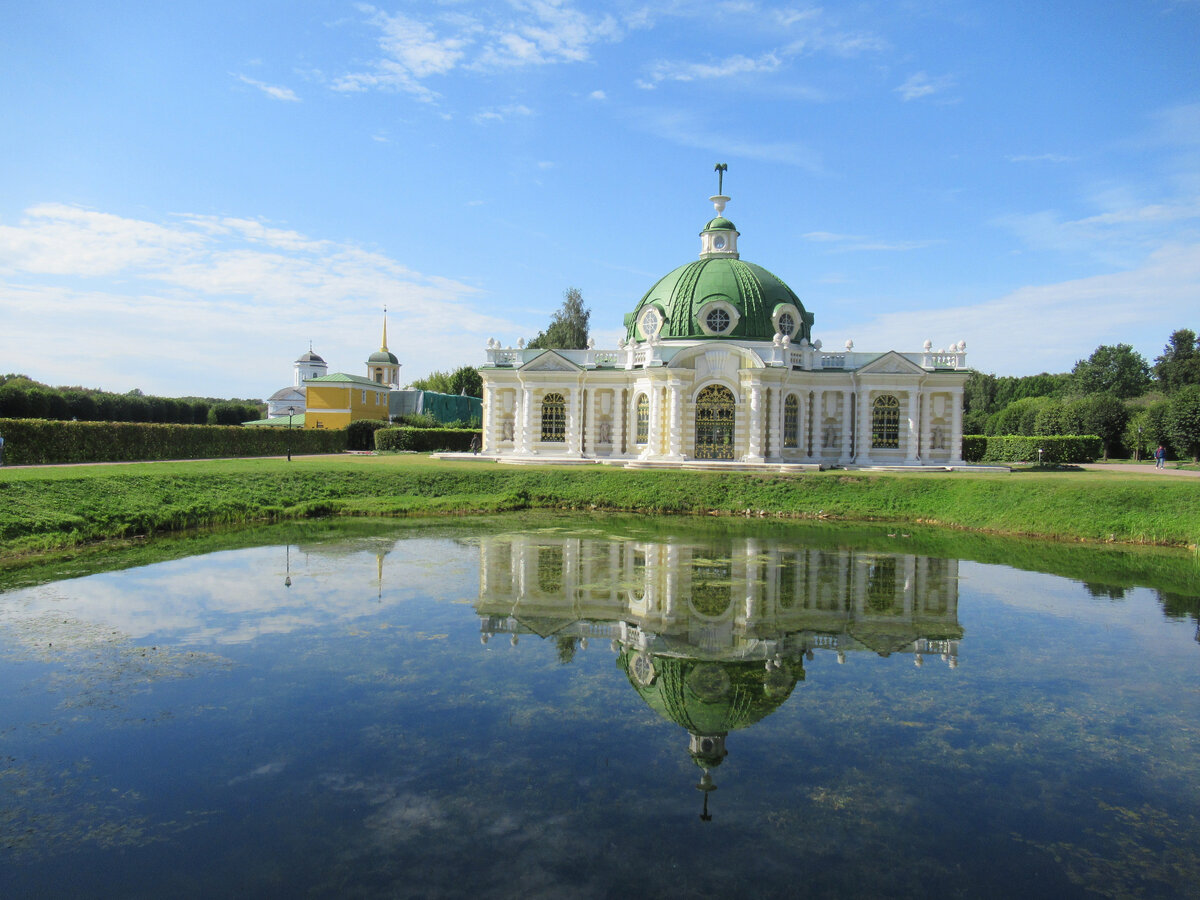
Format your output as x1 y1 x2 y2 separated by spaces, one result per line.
624 257 814 343
703 216 736 232
367 349 399 365
618 653 801 739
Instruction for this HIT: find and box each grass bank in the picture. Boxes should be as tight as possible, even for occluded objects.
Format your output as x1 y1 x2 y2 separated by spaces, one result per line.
1 454 1198 562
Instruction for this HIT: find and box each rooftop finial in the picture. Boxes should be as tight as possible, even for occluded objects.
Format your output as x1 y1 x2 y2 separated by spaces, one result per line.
381 306 389 352
710 163 730 215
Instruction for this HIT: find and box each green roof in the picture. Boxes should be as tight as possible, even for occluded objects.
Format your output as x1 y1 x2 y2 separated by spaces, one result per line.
307 372 388 387
243 413 306 427
624 257 814 343
367 349 399 365
702 216 737 232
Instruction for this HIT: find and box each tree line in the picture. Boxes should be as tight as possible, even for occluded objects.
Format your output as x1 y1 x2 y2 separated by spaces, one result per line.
964 328 1200 461
0 374 263 426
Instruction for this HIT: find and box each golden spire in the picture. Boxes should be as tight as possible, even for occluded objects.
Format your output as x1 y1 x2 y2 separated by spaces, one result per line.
381 306 389 352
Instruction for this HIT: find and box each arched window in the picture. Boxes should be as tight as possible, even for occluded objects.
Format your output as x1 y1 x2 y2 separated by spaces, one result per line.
872 394 900 449
541 392 566 443
783 394 799 449
635 394 649 444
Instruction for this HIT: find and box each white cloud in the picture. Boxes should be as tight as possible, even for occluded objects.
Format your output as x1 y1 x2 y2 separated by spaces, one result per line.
335 2 625 101
588 89 607 101
828 241 1200 376
0 205 520 396
640 6 883 88
647 51 784 83
995 198 1200 265
894 71 955 102
236 74 301 102
628 108 823 171
472 104 534 125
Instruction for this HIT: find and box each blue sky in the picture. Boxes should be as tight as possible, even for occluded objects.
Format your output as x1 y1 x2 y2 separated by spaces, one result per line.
2 1 1198 399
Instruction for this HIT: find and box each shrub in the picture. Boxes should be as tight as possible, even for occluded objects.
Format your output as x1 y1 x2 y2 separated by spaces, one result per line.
963 434 1102 464
0 418 346 465
375 427 480 452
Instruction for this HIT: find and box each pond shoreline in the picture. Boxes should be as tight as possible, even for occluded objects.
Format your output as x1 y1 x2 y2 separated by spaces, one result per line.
1 454 1198 565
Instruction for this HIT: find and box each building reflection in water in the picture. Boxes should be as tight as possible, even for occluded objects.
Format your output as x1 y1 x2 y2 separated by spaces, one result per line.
476 533 962 819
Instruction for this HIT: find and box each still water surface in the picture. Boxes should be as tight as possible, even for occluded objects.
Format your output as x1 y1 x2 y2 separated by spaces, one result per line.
1 516 1199 898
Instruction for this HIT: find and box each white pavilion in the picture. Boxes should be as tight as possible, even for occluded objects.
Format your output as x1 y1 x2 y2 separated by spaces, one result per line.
479 183 970 469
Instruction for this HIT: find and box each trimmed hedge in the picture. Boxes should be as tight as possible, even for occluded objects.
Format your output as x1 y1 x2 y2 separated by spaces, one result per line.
346 418 391 451
963 434 1102 464
0 418 346 465
375 426 480 452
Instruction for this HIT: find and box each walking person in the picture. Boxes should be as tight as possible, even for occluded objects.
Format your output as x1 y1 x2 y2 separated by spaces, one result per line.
1155 444 1166 469
0 430 5 466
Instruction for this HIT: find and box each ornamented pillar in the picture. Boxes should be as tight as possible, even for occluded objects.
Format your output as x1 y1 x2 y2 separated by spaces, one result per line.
747 382 764 462
950 387 964 464
904 392 918 463
567 386 583 457
645 382 662 459
514 385 525 454
839 388 854 464
856 390 871 464
586 387 599 458
667 379 684 459
920 390 932 463
613 388 626 457
481 385 495 452
519 385 534 454
771 385 785 460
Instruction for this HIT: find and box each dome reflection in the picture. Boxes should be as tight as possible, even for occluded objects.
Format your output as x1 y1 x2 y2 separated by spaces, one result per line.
476 532 963 817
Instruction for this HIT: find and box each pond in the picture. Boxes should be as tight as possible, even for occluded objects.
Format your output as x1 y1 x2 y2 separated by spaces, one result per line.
1 515 1199 898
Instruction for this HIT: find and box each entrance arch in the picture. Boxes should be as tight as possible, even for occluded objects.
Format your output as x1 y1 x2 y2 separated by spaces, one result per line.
695 384 736 460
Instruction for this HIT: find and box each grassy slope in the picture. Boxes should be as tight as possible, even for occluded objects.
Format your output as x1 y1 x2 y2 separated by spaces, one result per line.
0 454 1197 559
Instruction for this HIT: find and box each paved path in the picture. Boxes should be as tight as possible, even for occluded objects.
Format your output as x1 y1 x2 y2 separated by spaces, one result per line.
1079 463 1200 478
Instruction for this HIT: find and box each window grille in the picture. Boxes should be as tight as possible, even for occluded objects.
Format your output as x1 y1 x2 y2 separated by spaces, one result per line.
783 394 799 448
541 392 566 443
871 394 900 449
635 394 649 444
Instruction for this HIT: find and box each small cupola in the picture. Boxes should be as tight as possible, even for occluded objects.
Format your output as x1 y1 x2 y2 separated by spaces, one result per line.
699 165 739 259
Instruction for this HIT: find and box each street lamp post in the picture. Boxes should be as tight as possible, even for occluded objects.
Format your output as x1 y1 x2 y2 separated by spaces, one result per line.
287 406 295 462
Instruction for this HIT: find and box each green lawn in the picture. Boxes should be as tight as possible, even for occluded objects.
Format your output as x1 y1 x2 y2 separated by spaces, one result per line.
1 454 1197 562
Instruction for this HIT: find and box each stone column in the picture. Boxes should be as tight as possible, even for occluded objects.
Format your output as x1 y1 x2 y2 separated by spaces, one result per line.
613 388 626 457
856 390 871 465
747 382 764 462
517 384 532 454
481 385 494 452
920 389 932 463
771 385 785 460
644 382 662 459
950 387 964 464
568 386 583 457
839 388 854 465
667 379 684 459
586 387 599 458
904 392 918 463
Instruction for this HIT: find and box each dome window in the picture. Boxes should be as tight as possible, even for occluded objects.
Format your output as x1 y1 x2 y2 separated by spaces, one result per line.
698 299 739 337
772 303 803 340
638 307 662 341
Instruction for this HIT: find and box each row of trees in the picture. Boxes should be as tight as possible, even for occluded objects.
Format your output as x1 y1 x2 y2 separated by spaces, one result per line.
0 375 262 426
965 329 1200 461
408 365 483 398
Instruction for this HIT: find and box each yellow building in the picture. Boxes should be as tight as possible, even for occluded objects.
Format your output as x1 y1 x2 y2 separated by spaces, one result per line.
303 373 390 430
